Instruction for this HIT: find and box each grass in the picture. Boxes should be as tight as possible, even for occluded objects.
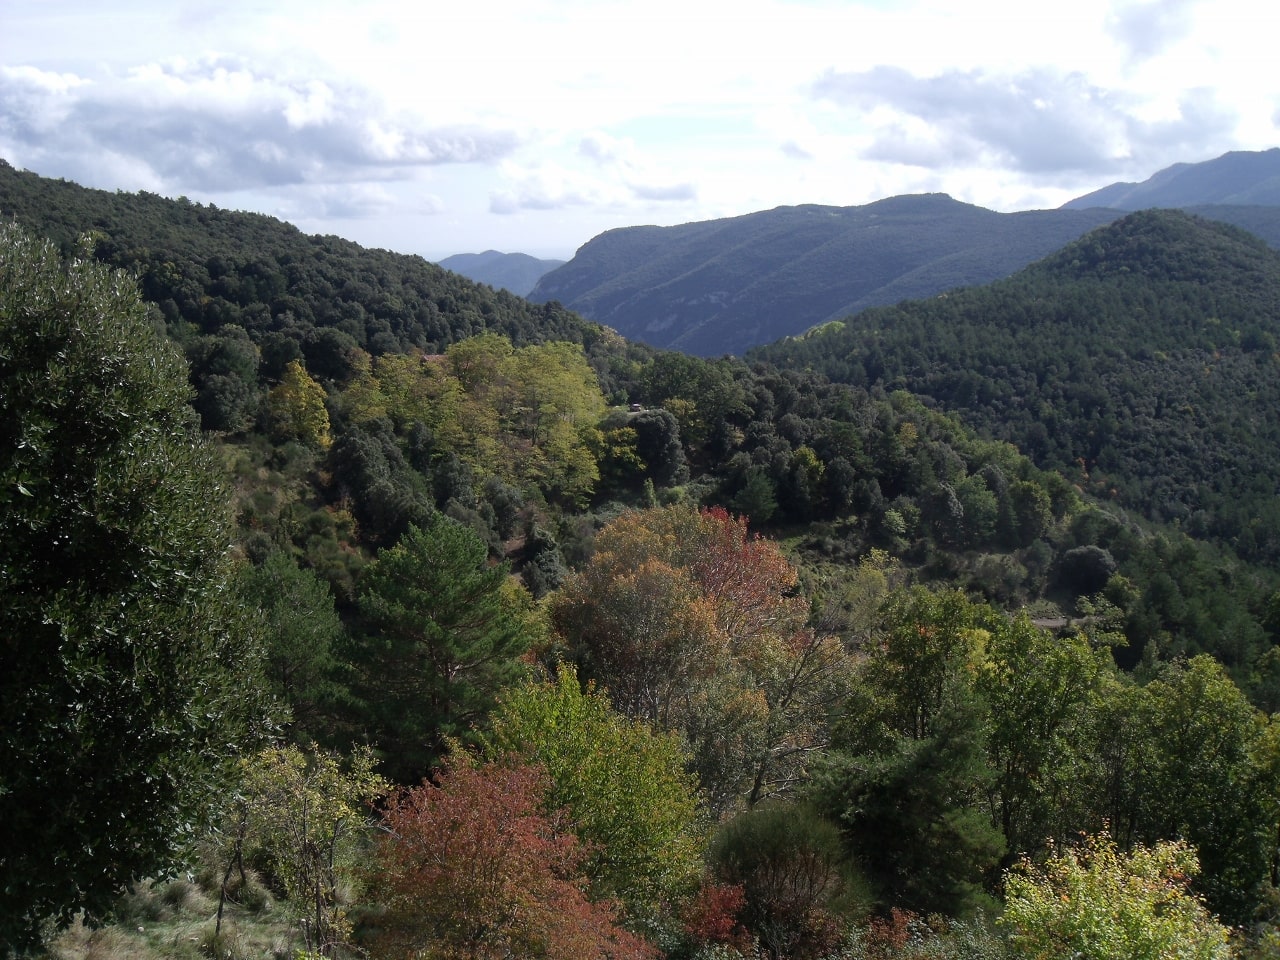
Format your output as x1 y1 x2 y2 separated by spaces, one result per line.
44 866 302 960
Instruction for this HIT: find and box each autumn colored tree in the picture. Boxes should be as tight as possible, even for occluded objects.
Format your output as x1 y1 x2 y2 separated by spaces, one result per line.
269 358 332 449
1000 832 1231 960
370 757 657 960
483 666 706 917
552 504 848 812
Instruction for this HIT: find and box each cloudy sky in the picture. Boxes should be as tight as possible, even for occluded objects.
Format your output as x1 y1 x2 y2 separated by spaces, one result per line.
3 0 1277 259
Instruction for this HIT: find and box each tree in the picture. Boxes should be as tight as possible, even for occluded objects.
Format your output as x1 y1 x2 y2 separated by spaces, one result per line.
1001 832 1231 960
483 666 706 917
235 551 345 742
269 359 332 449
1129 656 1280 923
552 505 846 812
978 616 1111 861
224 745 386 957
812 587 1004 915
708 804 857 960
353 517 540 782
370 757 657 960
0 225 272 950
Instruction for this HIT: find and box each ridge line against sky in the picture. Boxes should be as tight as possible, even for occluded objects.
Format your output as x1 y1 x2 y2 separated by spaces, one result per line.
3 0 1277 260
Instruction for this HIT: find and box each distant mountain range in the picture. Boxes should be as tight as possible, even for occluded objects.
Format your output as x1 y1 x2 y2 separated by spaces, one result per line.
529 149 1280 356
438 250 565 297
1063 148 1280 210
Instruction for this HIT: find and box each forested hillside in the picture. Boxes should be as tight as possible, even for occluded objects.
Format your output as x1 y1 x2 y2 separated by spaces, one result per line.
755 210 1280 568
6 167 1280 959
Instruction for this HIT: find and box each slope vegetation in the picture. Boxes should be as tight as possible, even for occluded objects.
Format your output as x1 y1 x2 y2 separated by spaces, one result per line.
753 209 1280 564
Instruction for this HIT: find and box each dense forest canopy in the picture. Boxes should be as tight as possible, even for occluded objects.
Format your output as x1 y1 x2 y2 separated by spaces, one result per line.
753 209 1280 566
5 165 1280 959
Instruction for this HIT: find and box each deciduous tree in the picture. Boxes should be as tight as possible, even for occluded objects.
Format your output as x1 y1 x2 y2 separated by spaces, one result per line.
552 505 847 812
269 358 331 449
1001 832 1231 960
483 666 706 916
371 757 657 960
226 745 386 956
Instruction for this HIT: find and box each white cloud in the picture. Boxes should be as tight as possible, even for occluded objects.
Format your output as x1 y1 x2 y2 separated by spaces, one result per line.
3 0 1279 257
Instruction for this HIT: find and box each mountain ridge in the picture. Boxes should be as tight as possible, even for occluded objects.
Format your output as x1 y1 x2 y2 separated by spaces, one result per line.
437 250 565 297
530 195 1122 356
1063 148 1280 210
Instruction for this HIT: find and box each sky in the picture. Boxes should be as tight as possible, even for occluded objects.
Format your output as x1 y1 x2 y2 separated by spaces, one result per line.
3 0 1278 261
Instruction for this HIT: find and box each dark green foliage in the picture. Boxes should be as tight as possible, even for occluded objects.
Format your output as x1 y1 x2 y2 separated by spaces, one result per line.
326 419 434 547
0 225 271 950
522 523 568 598
185 325 262 432
628 407 688 486
753 210 1280 567
812 588 1005 916
1057 545 1119 596
235 551 346 743
815 703 1004 917
708 804 859 960
350 518 536 782
0 158 620 399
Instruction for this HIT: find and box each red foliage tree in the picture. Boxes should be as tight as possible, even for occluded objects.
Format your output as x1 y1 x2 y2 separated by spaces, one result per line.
370 758 655 960
680 880 754 954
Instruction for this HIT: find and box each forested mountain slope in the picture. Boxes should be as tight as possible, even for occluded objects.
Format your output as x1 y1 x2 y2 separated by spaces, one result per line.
0 160 602 354
753 209 1280 565
10 166 1280 956
529 195 1121 356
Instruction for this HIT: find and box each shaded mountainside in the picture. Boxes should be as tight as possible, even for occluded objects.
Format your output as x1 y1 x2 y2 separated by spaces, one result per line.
438 250 565 297
752 210 1280 564
1064 147 1280 210
529 195 1123 356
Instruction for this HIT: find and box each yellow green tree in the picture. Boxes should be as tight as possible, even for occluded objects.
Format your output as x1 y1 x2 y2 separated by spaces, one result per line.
269 359 332 449
336 335 606 503
221 744 387 957
483 665 707 918
1001 832 1232 960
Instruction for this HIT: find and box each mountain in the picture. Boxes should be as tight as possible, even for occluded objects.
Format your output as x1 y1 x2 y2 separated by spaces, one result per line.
529 196 1121 356
751 209 1280 565
1063 148 1280 210
0 159 601 360
438 250 565 296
